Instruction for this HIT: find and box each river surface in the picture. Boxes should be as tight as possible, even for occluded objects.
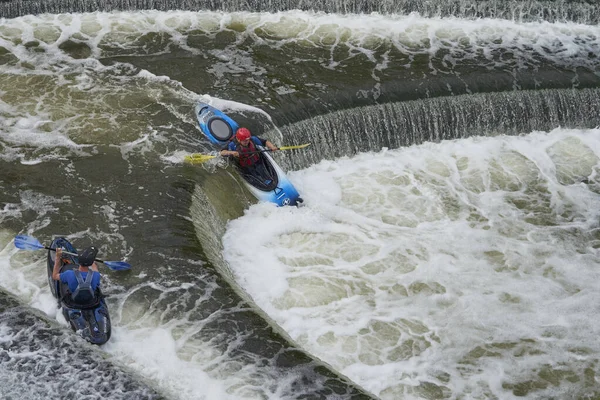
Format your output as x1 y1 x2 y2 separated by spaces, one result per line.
1 2 600 400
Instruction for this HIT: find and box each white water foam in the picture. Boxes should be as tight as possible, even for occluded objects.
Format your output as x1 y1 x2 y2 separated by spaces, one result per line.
1 11 598 71
3 126 600 398
0 235 250 399
2 10 599 163
222 128 600 399
1 9 599 399
103 326 234 400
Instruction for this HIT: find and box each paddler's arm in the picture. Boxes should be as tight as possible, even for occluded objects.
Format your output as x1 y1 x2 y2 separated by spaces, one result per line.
254 136 277 151
265 140 278 151
52 247 63 281
220 149 239 157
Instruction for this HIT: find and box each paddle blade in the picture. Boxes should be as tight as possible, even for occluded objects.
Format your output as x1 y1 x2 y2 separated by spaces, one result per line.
279 143 311 151
14 235 45 251
185 154 218 164
101 260 131 271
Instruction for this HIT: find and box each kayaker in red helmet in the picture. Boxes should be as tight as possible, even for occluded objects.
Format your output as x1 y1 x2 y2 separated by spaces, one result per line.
220 127 279 169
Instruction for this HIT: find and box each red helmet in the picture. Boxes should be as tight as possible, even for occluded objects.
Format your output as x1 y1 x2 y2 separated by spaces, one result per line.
236 128 251 141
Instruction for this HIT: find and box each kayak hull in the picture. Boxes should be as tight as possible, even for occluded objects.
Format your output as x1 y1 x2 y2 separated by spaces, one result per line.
195 103 302 207
47 238 111 345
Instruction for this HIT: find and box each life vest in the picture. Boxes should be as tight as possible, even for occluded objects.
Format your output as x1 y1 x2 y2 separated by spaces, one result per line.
71 270 96 305
235 139 261 167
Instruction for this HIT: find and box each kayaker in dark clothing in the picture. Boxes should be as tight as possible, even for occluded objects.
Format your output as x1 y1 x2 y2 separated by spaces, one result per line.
52 246 100 305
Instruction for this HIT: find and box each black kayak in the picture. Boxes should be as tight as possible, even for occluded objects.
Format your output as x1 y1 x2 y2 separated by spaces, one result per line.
46 237 111 345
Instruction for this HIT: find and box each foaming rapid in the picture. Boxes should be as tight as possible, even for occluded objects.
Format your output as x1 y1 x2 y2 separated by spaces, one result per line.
2 0 600 24
0 231 277 400
222 128 600 399
2 10 598 166
1 11 599 165
0 240 166 400
2 8 599 400
1 11 599 73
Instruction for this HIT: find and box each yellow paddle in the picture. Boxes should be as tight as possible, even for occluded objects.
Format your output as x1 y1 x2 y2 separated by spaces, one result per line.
184 143 311 164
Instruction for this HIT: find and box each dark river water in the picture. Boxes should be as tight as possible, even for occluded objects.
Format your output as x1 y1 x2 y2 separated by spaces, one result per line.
1 1 599 399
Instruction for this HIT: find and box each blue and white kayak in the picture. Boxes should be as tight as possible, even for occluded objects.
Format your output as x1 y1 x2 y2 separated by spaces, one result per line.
195 103 303 207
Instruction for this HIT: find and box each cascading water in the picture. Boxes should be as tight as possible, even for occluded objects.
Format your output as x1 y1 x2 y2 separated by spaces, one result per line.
2 0 600 23
0 4 599 400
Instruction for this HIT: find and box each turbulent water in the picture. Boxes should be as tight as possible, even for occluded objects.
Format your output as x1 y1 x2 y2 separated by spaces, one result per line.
1 2 599 400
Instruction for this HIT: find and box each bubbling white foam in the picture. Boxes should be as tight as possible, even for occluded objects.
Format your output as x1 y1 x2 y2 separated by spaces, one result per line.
1 11 598 72
223 127 600 399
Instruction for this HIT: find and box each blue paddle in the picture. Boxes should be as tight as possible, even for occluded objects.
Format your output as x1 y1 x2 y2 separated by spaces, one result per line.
14 234 131 271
